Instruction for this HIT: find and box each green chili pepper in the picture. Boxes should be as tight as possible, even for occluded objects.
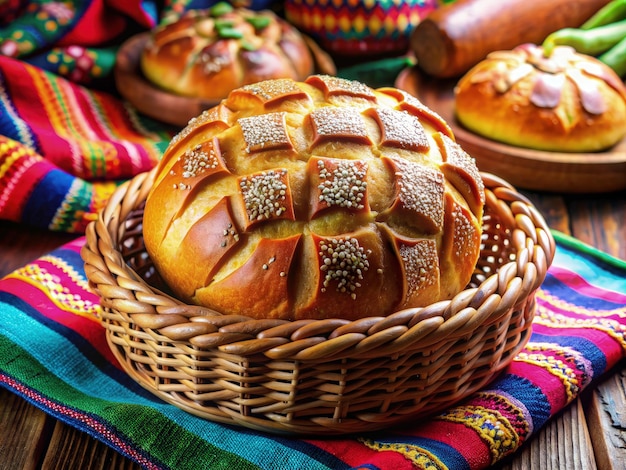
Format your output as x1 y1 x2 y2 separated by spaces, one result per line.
581 0 626 29
240 39 259 51
543 19 626 56
599 34 626 76
214 18 234 28
216 25 244 39
246 16 271 30
210 2 234 17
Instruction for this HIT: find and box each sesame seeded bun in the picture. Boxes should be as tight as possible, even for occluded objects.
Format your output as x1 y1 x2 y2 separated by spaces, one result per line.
140 4 314 101
143 75 485 321
454 44 626 152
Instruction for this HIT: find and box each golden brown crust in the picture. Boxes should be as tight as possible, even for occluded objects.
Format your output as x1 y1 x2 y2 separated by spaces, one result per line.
454 44 626 153
143 76 485 321
140 6 314 101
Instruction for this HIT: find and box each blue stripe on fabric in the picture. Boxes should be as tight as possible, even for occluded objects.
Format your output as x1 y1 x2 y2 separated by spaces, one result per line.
46 245 88 273
486 374 551 430
529 332 608 377
0 294 338 470
22 169 74 228
541 272 625 310
0 99 19 141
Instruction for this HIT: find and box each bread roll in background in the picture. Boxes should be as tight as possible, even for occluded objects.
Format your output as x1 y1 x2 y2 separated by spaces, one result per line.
411 0 613 78
143 76 485 321
454 44 626 152
140 4 314 101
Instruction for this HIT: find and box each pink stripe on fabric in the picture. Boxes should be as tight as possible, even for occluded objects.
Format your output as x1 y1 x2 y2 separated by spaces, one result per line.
548 266 626 303
506 361 569 414
531 324 626 365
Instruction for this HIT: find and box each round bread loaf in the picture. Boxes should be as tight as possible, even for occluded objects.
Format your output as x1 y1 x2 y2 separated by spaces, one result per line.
143 75 485 321
454 44 626 153
140 3 314 101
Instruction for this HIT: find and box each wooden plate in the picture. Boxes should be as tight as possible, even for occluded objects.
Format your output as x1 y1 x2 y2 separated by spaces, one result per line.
114 32 337 128
395 65 626 193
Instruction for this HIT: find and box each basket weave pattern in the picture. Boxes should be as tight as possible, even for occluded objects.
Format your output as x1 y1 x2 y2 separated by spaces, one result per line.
81 169 555 435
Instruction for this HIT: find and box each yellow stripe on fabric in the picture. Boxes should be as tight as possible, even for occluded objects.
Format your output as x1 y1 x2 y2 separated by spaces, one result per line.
0 76 36 148
48 177 91 232
438 404 521 464
533 305 626 350
359 438 448 470
537 289 626 317
514 349 580 403
0 138 35 178
6 258 100 321
60 82 112 178
51 78 108 178
49 178 117 232
25 66 105 177
84 94 160 173
0 157 38 209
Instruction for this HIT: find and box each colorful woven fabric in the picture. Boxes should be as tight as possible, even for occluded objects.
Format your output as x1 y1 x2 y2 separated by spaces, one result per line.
0 55 171 232
0 0 173 234
0 1 281 234
2 2 625 468
1 231 625 469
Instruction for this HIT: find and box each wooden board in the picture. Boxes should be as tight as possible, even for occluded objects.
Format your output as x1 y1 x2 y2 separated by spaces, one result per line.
395 66 626 193
114 33 337 129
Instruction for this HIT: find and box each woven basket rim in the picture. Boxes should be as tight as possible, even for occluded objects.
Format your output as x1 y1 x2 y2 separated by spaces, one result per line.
82 168 555 360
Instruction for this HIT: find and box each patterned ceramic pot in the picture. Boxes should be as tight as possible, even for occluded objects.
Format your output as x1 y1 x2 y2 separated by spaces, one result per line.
285 0 439 56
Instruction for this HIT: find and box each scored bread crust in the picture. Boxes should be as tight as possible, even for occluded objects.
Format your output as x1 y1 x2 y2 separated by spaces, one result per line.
140 7 314 100
454 44 626 153
143 75 485 321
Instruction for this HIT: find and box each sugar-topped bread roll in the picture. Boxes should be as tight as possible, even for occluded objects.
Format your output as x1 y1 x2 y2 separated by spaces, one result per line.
143 76 485 321
454 44 626 152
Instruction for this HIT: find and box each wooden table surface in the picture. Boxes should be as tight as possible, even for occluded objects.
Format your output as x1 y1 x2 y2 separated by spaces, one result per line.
1 188 625 470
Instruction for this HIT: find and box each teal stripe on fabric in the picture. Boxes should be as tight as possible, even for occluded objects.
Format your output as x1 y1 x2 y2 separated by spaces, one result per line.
0 337 258 470
551 231 626 294
0 299 334 470
552 230 626 271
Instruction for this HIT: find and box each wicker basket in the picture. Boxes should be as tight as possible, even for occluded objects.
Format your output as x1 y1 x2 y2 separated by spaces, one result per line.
81 169 555 435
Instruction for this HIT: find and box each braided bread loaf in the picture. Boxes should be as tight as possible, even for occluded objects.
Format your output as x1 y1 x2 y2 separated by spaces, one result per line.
140 4 314 100
143 76 485 321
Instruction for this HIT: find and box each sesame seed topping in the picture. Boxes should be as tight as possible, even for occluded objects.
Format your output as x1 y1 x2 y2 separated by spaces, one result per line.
238 112 292 153
307 75 376 100
310 107 369 144
317 237 370 299
168 138 227 191
374 108 429 151
390 157 445 232
315 158 367 210
169 109 214 147
451 206 478 259
398 239 439 297
239 169 292 222
241 78 303 102
388 88 453 138
181 143 220 178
